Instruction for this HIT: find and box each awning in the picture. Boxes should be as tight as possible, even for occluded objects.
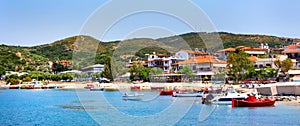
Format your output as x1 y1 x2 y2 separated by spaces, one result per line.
244 51 265 55
213 64 227 67
288 70 300 75
196 71 214 75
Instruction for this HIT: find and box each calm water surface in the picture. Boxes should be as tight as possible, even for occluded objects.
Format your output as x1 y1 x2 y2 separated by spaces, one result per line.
0 89 299 126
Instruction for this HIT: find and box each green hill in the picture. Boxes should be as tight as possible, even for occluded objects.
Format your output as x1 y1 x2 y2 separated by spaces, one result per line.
0 32 299 72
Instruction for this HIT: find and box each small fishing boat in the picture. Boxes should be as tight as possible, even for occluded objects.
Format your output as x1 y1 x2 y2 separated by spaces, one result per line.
130 85 140 90
122 92 144 101
233 95 276 107
90 88 104 91
84 84 95 89
9 85 20 89
41 85 57 89
25 84 34 89
160 90 174 95
172 92 203 97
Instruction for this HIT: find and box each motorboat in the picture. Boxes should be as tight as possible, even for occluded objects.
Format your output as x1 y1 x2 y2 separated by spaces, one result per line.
160 90 174 95
209 89 248 105
9 85 19 89
172 91 203 97
90 88 104 91
122 92 144 101
233 95 276 107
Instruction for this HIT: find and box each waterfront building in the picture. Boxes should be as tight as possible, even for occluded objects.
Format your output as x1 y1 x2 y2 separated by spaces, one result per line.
282 43 300 68
81 64 104 74
176 55 226 82
216 44 269 61
248 56 276 69
174 49 208 61
147 53 184 73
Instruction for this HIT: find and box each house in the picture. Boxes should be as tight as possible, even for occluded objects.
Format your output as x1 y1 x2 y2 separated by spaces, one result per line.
248 56 276 69
147 53 184 73
216 44 269 61
174 49 207 61
282 43 300 68
176 56 225 81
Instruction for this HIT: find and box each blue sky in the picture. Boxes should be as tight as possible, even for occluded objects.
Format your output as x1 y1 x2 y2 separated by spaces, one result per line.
1 0 300 46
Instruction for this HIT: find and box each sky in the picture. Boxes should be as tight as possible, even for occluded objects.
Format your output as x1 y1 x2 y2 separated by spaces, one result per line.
1 0 300 46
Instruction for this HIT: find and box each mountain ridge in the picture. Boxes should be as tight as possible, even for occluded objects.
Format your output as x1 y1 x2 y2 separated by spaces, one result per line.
0 32 298 71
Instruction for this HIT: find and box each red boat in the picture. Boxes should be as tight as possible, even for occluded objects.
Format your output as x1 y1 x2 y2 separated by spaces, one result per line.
9 85 19 89
84 84 95 89
130 85 140 90
233 96 276 107
160 90 174 95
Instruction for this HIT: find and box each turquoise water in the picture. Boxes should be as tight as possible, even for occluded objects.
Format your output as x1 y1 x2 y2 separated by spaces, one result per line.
0 89 300 126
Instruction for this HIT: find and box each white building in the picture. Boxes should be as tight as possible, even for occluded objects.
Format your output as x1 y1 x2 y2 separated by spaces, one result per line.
81 64 105 74
147 53 184 73
175 49 207 61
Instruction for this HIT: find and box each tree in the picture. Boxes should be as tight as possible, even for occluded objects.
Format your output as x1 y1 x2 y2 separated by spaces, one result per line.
22 77 32 82
0 65 6 76
138 68 151 82
149 68 163 76
177 65 193 77
129 61 144 81
274 58 293 75
227 49 254 84
177 65 193 82
245 67 257 80
101 64 113 80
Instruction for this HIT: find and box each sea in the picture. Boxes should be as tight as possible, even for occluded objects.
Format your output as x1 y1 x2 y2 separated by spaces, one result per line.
0 89 300 126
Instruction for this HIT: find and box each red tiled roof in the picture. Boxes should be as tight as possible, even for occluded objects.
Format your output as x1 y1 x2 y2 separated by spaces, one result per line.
176 56 214 64
288 45 297 49
249 56 258 62
282 50 300 53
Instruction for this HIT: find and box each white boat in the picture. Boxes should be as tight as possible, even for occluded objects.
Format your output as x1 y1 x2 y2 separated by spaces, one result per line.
172 92 203 97
209 89 248 105
122 93 144 101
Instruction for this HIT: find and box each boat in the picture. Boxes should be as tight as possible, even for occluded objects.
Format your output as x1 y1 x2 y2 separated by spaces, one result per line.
25 84 34 89
208 89 248 105
9 85 20 89
122 93 144 101
84 84 95 89
41 85 57 89
130 85 140 90
233 95 276 107
160 90 174 95
172 92 203 97
90 88 104 91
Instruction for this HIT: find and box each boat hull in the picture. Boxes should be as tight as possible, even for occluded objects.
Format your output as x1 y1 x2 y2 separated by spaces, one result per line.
160 90 174 95
173 92 203 97
233 99 276 107
90 88 104 91
9 86 19 89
